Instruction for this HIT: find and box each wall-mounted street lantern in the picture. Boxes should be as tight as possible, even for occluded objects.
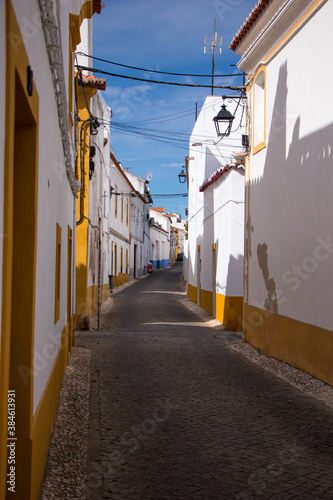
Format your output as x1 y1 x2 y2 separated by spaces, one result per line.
178 167 187 184
213 96 235 137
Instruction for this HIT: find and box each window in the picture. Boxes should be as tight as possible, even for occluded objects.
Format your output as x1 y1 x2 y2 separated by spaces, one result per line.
55 223 62 323
115 184 118 217
253 67 266 154
121 192 124 222
126 199 129 226
121 246 123 273
126 248 129 274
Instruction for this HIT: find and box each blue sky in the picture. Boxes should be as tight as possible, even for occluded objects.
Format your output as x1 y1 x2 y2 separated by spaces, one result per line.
91 0 256 217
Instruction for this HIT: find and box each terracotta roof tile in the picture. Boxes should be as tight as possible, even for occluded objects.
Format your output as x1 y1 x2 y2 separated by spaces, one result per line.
199 164 244 192
78 74 106 90
150 207 165 213
229 0 270 51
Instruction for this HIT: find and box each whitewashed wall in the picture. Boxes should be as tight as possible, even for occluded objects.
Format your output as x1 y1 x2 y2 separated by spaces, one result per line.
187 95 245 302
76 18 93 69
125 171 151 277
149 209 171 268
8 0 82 413
108 159 131 278
86 91 112 294
241 0 333 331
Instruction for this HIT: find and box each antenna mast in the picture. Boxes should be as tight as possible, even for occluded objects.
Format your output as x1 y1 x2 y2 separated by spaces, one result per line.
204 19 222 96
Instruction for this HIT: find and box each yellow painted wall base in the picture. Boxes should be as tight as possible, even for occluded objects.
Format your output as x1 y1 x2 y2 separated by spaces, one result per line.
188 283 197 304
187 284 243 331
80 283 111 319
115 273 130 287
216 293 243 331
86 284 98 317
4 321 72 499
29 323 70 500
244 304 333 386
103 283 109 302
200 289 213 313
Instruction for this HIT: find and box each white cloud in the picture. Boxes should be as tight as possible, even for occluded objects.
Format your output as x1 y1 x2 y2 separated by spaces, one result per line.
160 162 183 168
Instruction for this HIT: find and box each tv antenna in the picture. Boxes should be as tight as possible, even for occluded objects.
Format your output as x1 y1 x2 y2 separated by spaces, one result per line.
204 19 222 96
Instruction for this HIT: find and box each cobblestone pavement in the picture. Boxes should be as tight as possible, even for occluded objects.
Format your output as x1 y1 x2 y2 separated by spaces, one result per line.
76 264 333 499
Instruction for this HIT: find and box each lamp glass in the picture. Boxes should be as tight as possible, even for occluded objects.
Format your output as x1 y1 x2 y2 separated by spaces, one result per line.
178 168 186 184
213 104 234 137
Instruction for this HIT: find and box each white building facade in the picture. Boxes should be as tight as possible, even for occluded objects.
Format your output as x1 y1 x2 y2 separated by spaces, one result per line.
0 1 101 498
187 96 245 330
149 208 171 269
109 154 133 289
88 91 112 307
125 171 152 278
231 0 333 384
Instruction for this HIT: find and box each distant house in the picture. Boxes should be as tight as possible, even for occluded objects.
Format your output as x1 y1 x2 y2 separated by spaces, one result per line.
149 208 171 269
125 170 153 278
187 96 245 330
178 229 186 256
170 226 178 264
109 155 133 288
166 212 186 260
230 0 333 384
76 85 108 319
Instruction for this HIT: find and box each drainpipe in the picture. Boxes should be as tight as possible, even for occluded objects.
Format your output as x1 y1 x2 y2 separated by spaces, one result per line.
76 118 91 225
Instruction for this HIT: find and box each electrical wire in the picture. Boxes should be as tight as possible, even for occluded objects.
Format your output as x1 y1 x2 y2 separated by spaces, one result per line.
150 193 188 197
76 52 244 79
110 93 244 127
75 64 245 90
97 117 243 147
109 124 243 155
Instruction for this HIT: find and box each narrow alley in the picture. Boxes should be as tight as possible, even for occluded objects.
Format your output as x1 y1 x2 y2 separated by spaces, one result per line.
49 263 333 499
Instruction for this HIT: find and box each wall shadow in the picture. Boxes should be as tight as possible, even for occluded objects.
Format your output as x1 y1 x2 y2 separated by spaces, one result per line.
248 60 333 322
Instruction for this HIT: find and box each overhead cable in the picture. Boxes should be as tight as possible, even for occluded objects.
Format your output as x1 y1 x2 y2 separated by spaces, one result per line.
75 52 244 78
150 193 188 197
75 64 245 90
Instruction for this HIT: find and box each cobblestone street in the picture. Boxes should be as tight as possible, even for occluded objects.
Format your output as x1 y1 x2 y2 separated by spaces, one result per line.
72 264 333 499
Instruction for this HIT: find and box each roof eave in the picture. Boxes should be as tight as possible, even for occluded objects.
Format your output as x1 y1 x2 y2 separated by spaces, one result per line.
229 0 270 52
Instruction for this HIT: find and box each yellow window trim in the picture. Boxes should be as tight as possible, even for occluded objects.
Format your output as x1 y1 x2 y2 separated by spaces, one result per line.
121 191 124 222
55 223 62 323
252 65 266 155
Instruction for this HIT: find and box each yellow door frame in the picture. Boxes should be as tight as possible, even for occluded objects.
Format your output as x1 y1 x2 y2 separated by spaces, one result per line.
1 2 39 498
